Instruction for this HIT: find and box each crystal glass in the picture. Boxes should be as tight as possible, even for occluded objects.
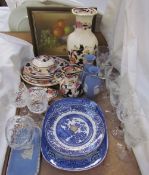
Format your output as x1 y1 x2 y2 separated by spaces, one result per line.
116 142 131 162
105 68 120 108
15 82 29 115
27 87 48 114
105 67 120 91
5 115 35 150
15 82 28 107
97 46 110 79
109 84 120 108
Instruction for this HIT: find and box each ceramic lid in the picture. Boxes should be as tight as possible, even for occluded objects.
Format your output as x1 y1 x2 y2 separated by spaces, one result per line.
32 55 54 68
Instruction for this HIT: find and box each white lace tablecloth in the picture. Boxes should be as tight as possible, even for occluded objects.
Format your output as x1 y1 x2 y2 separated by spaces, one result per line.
100 0 149 175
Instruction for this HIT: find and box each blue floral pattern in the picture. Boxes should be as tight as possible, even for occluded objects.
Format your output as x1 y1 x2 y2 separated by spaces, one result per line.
43 98 105 157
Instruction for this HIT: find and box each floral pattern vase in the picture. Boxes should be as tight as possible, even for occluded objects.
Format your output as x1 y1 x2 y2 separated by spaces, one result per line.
67 7 98 65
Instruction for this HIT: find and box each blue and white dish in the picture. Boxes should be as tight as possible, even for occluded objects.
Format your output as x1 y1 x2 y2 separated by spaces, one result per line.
43 98 106 157
7 127 41 175
41 127 108 171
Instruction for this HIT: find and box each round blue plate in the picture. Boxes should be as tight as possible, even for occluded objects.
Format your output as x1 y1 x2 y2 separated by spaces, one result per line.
43 98 106 157
41 128 108 171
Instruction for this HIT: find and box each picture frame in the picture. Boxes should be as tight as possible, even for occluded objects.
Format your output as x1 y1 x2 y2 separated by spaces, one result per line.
27 7 75 57
27 7 97 57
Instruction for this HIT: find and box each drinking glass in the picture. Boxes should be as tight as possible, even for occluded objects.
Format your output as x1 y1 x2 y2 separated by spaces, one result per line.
97 46 110 79
15 82 29 115
5 115 35 150
116 142 131 162
27 87 48 114
109 79 120 108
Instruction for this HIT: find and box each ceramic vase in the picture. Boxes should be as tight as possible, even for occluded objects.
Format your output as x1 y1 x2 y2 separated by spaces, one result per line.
83 66 101 99
67 7 98 65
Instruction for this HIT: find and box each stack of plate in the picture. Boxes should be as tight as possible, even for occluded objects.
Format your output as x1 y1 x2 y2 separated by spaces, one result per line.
21 55 69 87
41 98 108 171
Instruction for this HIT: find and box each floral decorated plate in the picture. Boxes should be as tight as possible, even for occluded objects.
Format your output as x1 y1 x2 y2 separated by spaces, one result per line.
20 73 59 87
53 56 69 68
23 62 50 78
41 126 108 171
62 64 82 76
43 98 106 157
21 56 69 87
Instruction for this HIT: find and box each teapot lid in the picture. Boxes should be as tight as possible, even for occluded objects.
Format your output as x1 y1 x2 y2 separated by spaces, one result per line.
32 55 54 68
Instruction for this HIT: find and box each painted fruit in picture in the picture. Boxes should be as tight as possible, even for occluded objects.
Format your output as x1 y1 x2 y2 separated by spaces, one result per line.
32 11 75 56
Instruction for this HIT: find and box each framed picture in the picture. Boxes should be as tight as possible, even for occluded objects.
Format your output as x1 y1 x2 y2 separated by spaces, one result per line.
27 7 97 57
27 7 76 57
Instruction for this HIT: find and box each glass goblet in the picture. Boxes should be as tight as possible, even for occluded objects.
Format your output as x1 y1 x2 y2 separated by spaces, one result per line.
97 45 110 79
27 87 48 126
27 87 48 114
15 82 29 115
5 115 35 150
116 142 131 162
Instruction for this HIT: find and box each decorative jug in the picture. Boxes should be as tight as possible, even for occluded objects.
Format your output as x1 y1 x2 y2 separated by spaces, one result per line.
83 66 101 98
80 54 96 84
60 74 83 97
67 7 98 65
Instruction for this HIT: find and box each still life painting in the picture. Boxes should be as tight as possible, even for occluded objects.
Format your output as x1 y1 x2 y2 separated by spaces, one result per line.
27 7 75 56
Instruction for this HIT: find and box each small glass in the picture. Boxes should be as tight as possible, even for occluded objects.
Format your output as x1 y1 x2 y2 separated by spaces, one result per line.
105 67 120 91
5 115 35 150
116 142 131 162
15 82 29 115
97 46 110 79
27 87 48 114
107 74 120 108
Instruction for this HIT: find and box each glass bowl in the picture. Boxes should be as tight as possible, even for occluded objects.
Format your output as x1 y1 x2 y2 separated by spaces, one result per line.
5 115 35 150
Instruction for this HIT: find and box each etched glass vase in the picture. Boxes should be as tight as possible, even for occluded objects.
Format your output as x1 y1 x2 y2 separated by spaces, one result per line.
67 7 98 65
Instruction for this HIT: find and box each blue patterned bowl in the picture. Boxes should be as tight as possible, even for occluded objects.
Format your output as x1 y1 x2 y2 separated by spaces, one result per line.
42 98 106 158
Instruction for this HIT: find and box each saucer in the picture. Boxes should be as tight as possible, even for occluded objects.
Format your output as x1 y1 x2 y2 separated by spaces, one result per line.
43 98 106 157
41 127 108 171
62 64 82 76
21 73 58 87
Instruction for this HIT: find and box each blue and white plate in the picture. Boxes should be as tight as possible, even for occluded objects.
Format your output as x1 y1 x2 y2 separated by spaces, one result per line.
43 98 106 157
41 127 108 171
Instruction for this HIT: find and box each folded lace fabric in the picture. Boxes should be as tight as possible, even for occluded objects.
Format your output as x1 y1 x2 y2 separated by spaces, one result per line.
0 33 34 174
101 0 149 174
